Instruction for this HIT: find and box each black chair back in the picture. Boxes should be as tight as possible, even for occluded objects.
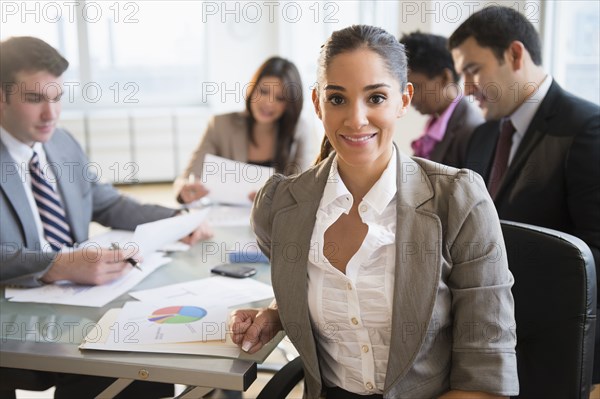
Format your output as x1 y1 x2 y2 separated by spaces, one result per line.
501 221 597 399
257 356 304 399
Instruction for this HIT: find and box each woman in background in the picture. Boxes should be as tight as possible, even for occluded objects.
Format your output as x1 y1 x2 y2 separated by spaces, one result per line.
175 56 314 203
230 25 518 398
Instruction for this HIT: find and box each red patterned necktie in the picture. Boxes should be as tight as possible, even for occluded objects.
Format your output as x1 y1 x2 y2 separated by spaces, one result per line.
488 119 516 199
30 152 74 251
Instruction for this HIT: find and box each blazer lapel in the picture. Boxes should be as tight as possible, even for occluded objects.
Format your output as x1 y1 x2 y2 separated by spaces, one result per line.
270 151 443 390
231 114 249 163
430 100 465 162
269 156 333 386
465 121 499 180
429 130 453 163
0 143 39 247
494 81 559 202
44 138 87 244
385 152 442 390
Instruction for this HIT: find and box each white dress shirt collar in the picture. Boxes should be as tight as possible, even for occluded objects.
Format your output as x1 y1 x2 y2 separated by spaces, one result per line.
0 127 45 165
506 75 552 164
510 75 552 137
322 146 397 215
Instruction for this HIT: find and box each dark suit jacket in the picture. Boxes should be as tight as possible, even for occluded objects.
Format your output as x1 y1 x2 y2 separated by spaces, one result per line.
465 80 599 284
464 81 600 380
0 128 176 286
429 96 484 168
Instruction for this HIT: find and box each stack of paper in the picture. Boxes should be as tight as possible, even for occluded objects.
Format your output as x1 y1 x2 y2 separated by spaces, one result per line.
201 154 274 206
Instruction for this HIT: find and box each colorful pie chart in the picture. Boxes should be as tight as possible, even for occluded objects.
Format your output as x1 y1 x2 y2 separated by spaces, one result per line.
148 306 207 324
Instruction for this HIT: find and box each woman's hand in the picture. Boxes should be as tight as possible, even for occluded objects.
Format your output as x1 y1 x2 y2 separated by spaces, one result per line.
229 307 282 354
178 181 209 204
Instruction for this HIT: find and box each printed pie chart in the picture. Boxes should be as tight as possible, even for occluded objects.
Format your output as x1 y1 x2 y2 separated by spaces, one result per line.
148 306 207 324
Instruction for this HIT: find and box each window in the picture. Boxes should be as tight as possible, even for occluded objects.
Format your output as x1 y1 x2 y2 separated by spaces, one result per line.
544 1 600 104
1 1 206 108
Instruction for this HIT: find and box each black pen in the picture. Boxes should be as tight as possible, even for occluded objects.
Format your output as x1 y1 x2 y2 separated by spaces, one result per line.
110 242 142 271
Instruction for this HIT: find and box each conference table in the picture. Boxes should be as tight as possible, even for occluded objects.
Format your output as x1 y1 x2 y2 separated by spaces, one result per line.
0 224 280 398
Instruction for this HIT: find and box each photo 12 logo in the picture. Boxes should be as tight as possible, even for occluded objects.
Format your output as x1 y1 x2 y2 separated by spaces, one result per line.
399 1 540 24
201 1 340 24
1 80 140 105
1 1 140 24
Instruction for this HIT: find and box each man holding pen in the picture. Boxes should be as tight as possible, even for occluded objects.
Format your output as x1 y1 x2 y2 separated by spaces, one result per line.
0 36 211 288
0 36 211 397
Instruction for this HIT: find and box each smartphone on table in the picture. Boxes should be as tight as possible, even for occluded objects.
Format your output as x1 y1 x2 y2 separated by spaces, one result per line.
210 263 257 278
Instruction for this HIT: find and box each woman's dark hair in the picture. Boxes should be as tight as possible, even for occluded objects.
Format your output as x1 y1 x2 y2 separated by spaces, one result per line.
400 31 459 82
314 25 408 164
448 6 542 65
245 56 303 174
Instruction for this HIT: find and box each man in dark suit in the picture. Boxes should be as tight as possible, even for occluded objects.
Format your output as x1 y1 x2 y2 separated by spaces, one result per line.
0 36 211 398
449 5 600 385
400 31 483 168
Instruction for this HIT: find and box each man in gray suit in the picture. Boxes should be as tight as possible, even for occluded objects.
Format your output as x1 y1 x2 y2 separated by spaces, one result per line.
400 31 483 168
0 36 210 398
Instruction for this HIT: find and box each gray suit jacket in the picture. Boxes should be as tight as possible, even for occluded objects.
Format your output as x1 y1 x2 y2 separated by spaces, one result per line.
0 129 176 286
429 97 483 168
180 111 315 179
252 149 518 398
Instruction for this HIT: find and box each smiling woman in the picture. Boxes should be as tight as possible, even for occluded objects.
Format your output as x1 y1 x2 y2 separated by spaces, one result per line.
230 25 519 399
174 56 315 205
312 47 412 188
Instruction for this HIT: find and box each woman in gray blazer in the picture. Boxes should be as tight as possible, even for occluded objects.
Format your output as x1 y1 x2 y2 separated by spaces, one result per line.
176 56 315 203
230 25 518 399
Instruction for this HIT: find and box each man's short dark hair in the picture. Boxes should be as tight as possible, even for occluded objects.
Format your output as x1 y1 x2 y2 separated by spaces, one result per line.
400 31 459 82
0 36 69 88
448 5 542 65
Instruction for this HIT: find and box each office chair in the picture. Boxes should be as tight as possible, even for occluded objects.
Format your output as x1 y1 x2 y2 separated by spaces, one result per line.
257 356 304 399
501 220 597 399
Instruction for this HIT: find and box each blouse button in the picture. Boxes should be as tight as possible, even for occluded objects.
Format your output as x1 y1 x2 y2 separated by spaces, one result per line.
347 282 352 290
351 317 359 325
359 204 368 213
366 382 374 390
361 344 369 353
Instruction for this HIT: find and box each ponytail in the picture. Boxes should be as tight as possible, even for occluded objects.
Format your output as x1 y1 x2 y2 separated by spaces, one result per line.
314 135 333 165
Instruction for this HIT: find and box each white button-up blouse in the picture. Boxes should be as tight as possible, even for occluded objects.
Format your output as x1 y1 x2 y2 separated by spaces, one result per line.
307 149 398 395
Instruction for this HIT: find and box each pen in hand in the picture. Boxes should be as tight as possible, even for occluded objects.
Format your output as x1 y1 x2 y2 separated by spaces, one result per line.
109 242 142 271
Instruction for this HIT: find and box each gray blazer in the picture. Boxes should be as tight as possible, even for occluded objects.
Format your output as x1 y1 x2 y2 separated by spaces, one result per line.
180 111 315 179
0 129 176 287
252 149 519 398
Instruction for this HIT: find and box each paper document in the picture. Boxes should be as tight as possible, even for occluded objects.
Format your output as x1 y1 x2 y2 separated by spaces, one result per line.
6 252 171 307
129 276 274 308
110 301 231 343
134 208 210 257
79 308 285 361
5 210 209 307
201 154 274 206
80 308 241 358
206 205 251 227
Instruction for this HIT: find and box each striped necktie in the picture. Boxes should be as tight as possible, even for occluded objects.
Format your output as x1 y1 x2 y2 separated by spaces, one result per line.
30 152 74 251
